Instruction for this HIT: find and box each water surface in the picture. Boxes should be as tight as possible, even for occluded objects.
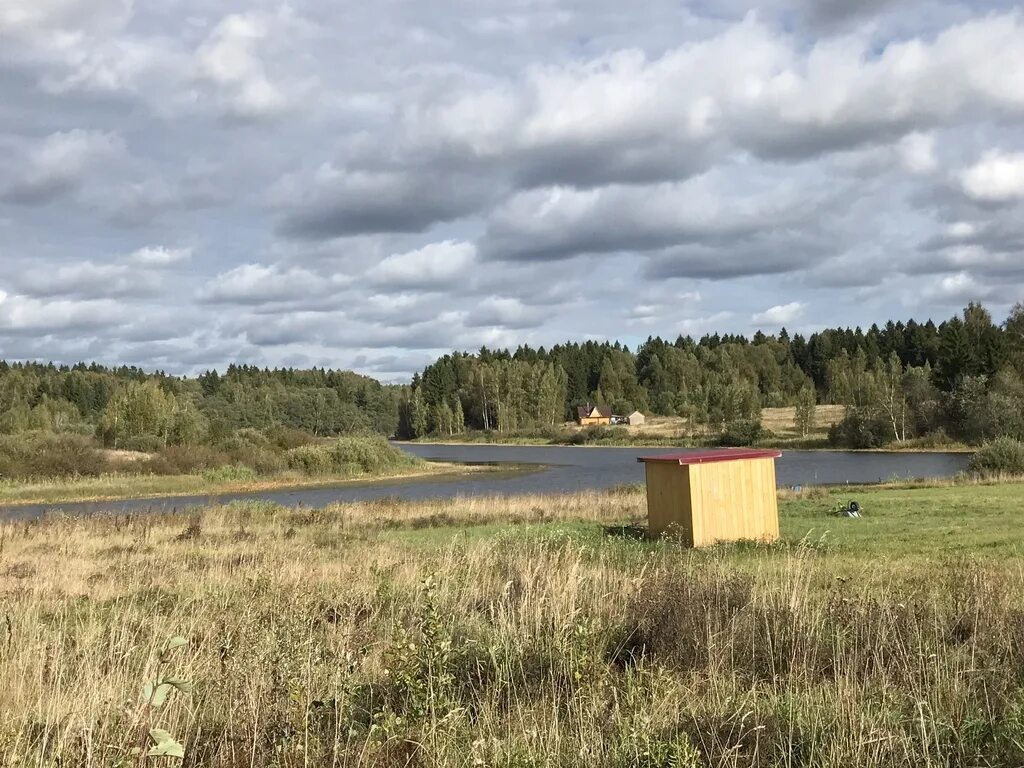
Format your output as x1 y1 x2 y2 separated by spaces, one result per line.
0 444 970 520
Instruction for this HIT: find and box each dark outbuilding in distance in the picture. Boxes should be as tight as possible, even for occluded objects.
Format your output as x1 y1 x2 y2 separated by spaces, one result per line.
637 448 783 546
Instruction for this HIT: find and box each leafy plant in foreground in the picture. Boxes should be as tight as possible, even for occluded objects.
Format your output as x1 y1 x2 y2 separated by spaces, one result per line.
135 635 192 761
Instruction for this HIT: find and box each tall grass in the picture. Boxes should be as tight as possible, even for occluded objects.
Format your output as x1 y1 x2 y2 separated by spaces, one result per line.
1 487 1023 766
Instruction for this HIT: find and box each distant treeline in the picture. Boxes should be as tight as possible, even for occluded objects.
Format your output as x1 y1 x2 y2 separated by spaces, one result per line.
4 302 1024 456
401 302 1024 447
0 363 401 448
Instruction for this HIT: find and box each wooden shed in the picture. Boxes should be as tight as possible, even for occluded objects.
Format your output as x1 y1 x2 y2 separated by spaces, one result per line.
637 448 782 546
627 410 646 426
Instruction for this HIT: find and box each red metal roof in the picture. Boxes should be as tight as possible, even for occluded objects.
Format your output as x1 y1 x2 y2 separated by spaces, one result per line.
637 448 782 466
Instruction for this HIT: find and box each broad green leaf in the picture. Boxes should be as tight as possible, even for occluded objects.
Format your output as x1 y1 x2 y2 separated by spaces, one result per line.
141 681 155 702
148 729 185 758
150 683 173 708
166 636 188 651
147 739 185 758
165 677 193 694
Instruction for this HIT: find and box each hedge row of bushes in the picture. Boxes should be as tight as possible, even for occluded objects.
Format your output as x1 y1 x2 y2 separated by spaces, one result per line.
0 431 417 482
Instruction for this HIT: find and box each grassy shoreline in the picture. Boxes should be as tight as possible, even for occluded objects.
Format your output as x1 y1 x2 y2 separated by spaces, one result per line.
407 436 975 451
0 461 482 507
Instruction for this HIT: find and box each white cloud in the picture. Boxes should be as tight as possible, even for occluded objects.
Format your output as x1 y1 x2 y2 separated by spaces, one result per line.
898 132 937 174
921 272 994 303
128 246 193 267
369 240 476 290
0 290 127 333
195 11 289 119
752 301 804 325
466 296 544 329
199 263 344 305
959 149 1024 203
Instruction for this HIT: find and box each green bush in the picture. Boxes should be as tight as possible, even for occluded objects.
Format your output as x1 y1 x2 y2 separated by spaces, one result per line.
968 438 1024 477
217 428 271 452
141 445 231 476
828 408 894 449
265 425 317 450
285 436 418 476
284 444 335 475
718 419 764 447
0 432 111 479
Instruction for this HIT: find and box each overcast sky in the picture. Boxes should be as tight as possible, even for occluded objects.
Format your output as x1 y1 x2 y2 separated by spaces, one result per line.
2 0 1024 379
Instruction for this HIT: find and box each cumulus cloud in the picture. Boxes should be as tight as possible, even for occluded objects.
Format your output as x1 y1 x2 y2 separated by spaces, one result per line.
370 241 477 290
752 301 804 325
480 175 826 268
195 11 290 119
466 296 545 329
199 263 342 305
920 272 996 304
1 130 124 205
959 150 1024 203
0 290 127 334
3 1 1024 376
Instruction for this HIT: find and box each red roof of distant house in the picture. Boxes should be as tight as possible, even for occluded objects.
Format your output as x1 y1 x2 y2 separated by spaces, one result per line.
637 448 782 465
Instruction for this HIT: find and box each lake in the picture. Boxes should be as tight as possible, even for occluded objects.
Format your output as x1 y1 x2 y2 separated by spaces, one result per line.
0 444 971 520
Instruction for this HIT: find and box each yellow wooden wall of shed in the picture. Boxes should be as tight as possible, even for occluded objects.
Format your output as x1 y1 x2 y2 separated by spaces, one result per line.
643 462 693 545
644 457 778 547
579 417 612 426
687 458 779 547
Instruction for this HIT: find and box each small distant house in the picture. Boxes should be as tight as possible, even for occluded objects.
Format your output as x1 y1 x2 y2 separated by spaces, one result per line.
577 404 612 426
627 410 646 426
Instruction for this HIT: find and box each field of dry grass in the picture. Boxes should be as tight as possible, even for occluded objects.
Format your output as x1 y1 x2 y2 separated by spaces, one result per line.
2 482 1023 766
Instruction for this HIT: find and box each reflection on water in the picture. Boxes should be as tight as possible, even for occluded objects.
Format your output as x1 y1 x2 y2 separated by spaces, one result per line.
1 443 970 520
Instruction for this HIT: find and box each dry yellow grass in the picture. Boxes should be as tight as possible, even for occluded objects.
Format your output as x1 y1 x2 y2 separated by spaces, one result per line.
2 485 1023 766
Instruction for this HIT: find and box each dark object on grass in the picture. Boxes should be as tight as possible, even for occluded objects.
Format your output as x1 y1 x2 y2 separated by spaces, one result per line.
835 500 861 518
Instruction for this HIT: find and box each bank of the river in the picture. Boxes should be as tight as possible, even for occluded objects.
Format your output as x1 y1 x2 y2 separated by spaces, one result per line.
407 435 974 451
0 461 480 507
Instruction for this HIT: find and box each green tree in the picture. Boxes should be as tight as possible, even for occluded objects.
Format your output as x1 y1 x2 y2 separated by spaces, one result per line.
795 384 816 437
99 381 176 448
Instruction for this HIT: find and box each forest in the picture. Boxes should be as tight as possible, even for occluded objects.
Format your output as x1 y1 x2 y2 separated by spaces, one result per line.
1 303 1023 481
401 302 1024 448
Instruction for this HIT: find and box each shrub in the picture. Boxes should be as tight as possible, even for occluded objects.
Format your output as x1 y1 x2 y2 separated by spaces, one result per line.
828 408 894 449
285 444 335 475
0 432 111 479
265 426 317 451
217 428 271 452
718 419 764 447
286 436 418 476
567 426 619 445
118 434 166 453
141 445 231 476
968 438 1024 478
